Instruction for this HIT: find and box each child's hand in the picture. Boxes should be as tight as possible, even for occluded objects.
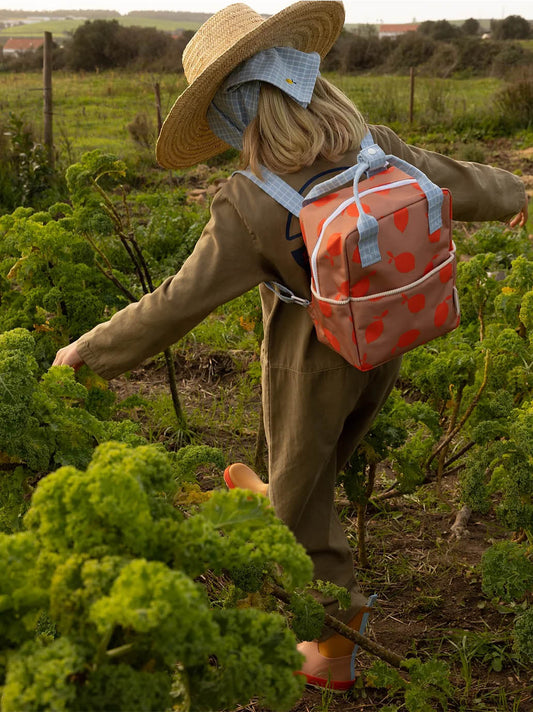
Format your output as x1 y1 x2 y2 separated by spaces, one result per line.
53 341 85 371
509 196 529 228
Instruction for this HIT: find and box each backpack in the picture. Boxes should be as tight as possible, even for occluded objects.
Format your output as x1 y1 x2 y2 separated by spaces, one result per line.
239 130 460 371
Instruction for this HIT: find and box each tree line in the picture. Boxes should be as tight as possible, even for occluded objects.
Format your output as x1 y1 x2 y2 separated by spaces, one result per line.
322 16 532 77
0 15 531 76
1 19 192 73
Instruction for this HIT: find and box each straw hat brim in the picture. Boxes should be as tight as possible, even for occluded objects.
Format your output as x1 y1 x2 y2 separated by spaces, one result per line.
156 1 345 169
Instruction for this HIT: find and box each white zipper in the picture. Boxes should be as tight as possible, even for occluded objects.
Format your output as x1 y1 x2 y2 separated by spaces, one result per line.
313 250 456 305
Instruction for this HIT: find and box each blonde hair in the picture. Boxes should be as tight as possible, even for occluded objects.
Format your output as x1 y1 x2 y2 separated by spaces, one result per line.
241 76 367 176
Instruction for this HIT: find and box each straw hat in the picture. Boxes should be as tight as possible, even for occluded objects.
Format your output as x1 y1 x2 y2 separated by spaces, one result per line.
156 1 345 169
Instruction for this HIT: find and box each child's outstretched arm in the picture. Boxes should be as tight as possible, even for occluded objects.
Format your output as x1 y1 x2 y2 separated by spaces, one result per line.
371 124 527 225
52 189 273 380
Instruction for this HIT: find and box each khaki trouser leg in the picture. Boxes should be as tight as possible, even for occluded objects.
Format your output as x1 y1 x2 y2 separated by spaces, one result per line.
263 358 401 638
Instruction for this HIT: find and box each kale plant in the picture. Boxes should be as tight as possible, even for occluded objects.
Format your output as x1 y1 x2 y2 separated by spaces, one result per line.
0 328 143 532
0 441 312 712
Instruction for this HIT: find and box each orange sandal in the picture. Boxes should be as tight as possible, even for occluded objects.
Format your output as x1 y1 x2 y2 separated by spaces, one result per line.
297 594 377 691
223 463 268 495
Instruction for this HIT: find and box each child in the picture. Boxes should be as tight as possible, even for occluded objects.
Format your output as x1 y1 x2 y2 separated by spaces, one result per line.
54 1 528 690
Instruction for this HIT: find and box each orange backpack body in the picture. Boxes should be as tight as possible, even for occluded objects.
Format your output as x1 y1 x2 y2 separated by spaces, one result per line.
240 130 460 370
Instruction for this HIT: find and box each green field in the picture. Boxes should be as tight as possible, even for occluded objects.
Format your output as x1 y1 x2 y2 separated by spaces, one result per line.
0 70 517 166
0 71 188 161
0 16 200 39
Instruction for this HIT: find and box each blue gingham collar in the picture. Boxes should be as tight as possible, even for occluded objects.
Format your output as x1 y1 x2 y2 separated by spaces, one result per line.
206 46 320 151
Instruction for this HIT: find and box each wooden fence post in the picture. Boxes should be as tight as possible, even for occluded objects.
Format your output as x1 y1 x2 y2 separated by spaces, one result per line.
43 31 54 166
409 66 415 125
154 82 163 136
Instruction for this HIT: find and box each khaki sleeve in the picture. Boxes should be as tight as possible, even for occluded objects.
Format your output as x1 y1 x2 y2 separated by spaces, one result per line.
76 191 271 380
370 124 526 223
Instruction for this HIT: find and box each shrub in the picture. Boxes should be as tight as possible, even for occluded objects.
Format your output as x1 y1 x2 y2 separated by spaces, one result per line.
418 20 460 41
386 32 437 70
492 43 533 78
420 42 458 78
495 74 533 129
453 37 503 76
491 15 531 40
0 115 64 213
127 112 156 150
64 19 186 72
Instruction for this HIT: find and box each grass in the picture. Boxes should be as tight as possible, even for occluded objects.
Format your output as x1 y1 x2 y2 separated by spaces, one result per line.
0 70 519 168
329 72 504 136
0 70 188 163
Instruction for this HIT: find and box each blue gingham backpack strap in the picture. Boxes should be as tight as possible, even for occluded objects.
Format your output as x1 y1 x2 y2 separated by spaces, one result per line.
236 166 303 217
235 166 310 306
303 130 445 269
386 153 444 234
236 131 445 292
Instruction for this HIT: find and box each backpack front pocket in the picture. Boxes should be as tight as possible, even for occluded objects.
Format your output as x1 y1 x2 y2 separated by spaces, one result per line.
311 252 459 370
351 252 459 369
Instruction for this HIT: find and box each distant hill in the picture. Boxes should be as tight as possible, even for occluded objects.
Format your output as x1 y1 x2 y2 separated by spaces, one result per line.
0 9 120 18
0 9 209 24
126 11 212 23
0 10 208 38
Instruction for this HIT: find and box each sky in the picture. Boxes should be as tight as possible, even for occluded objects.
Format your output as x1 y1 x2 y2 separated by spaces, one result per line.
0 0 531 24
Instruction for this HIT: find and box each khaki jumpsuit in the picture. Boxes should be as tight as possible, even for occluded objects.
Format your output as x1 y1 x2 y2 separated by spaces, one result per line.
76 124 526 629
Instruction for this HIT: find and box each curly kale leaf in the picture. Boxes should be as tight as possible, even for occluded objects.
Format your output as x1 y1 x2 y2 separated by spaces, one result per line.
313 580 352 611
24 442 174 558
228 560 267 593
74 664 173 712
401 338 476 403
189 607 305 712
484 328 530 391
456 253 502 325
173 444 226 484
459 448 494 515
485 404 533 534
0 328 40 463
48 555 128 643
506 255 533 292
0 332 143 474
0 532 46 646
201 489 313 591
367 658 453 712
519 290 533 334
0 210 121 340
403 657 454 711
514 607 533 663
88 559 217 668
289 590 327 642
481 541 533 603
66 151 127 205
2 637 85 712
391 427 436 494
0 465 29 534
